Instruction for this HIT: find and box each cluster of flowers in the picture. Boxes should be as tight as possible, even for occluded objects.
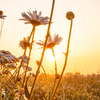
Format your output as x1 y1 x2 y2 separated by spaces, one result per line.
0 50 18 69
0 50 32 72
0 3 75 99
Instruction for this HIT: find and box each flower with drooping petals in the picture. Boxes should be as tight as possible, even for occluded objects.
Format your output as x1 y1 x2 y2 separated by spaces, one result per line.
19 37 32 50
0 10 7 19
36 34 63 49
19 10 49 26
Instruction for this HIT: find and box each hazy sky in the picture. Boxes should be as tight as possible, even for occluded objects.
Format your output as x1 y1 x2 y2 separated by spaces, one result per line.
0 0 100 74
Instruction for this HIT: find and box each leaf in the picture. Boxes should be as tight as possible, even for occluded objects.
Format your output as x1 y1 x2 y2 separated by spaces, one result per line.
24 77 30 99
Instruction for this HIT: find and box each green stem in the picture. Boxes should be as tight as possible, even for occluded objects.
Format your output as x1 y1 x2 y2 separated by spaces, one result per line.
50 19 73 100
22 26 36 87
29 0 55 99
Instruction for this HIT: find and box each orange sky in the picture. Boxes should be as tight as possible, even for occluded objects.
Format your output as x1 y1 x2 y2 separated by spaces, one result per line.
0 0 100 74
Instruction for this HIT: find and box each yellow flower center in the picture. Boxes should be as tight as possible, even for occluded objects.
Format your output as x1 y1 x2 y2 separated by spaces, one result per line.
47 43 56 49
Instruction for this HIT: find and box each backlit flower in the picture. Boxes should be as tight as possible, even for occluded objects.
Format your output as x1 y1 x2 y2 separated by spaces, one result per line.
18 55 29 64
19 10 49 26
29 72 36 77
19 37 32 50
0 10 7 19
36 34 63 49
0 50 18 65
22 65 32 71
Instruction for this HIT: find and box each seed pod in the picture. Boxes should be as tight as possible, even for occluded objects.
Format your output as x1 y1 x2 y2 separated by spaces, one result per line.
66 11 75 20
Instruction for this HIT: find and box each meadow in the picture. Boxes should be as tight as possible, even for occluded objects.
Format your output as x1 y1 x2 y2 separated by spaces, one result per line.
0 0 100 100
0 68 100 100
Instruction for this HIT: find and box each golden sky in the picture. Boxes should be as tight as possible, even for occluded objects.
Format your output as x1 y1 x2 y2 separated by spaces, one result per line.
0 0 100 74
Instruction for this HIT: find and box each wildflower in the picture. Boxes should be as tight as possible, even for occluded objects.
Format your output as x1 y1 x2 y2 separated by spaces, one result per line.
15 88 25 98
2 69 11 74
66 11 75 20
18 55 29 64
22 65 32 71
29 72 36 77
36 34 63 49
6 63 17 69
19 37 32 50
0 50 18 65
0 10 7 19
19 10 49 26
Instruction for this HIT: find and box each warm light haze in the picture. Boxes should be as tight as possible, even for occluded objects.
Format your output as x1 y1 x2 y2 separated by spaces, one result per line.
0 0 100 75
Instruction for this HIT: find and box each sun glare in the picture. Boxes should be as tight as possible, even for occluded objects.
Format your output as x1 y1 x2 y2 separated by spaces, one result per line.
46 49 60 62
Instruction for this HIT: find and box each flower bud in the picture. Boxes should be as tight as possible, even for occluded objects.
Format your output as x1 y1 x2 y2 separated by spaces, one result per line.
66 11 75 20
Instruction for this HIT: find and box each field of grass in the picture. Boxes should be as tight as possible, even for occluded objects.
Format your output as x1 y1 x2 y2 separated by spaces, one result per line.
0 71 100 100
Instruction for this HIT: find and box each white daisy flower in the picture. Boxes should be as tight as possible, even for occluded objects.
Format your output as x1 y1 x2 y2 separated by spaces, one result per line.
36 34 63 49
0 10 7 19
19 10 49 26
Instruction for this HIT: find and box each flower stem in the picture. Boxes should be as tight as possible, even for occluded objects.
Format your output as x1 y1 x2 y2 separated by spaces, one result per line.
51 48 57 92
41 65 47 81
29 0 55 99
0 26 34 90
16 26 35 80
50 19 73 100
22 26 36 87
0 19 4 39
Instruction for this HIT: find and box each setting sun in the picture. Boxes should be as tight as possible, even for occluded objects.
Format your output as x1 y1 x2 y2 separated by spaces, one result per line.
45 48 60 62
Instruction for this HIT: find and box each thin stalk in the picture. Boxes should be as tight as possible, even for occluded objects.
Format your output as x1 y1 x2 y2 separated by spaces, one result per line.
37 62 49 100
52 48 57 78
40 65 49 100
0 27 34 90
40 64 49 100
41 65 47 81
0 19 4 39
29 0 55 99
22 26 36 87
50 19 73 100
51 48 57 93
16 26 35 79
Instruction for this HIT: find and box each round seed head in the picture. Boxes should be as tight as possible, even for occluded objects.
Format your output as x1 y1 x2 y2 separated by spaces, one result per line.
66 11 75 20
